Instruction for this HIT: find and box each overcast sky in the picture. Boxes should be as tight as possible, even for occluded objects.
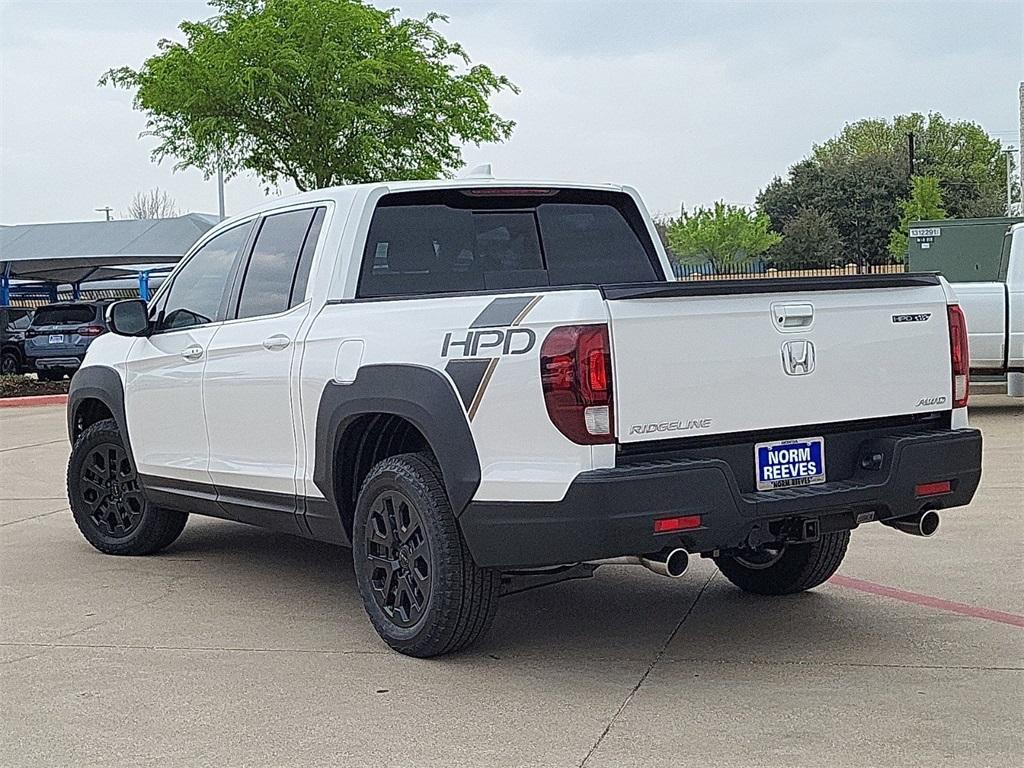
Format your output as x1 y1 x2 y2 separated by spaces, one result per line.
1 0 1021 224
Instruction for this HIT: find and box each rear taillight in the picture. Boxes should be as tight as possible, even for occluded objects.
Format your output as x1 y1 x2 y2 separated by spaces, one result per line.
947 304 969 409
540 324 614 444
24 329 39 338
77 325 105 337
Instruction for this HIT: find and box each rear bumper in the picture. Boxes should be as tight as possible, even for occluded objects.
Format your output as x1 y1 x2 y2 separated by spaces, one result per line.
459 427 983 569
28 356 83 370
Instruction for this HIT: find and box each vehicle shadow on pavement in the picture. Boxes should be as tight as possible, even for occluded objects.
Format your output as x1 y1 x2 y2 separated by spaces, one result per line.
157 518 894 664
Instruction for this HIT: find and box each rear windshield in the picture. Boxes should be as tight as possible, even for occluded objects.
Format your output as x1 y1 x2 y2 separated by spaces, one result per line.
31 305 95 326
357 189 662 298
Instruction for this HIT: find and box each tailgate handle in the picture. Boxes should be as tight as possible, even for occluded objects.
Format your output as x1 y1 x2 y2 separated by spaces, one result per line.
774 303 814 330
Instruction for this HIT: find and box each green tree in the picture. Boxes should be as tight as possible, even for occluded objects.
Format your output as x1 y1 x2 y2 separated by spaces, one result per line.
664 202 781 271
101 0 518 190
758 112 1011 270
768 207 843 269
812 113 1007 218
758 154 909 266
887 175 947 262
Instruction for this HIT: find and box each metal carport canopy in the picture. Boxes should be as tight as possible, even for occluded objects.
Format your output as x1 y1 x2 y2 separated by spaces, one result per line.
0 213 217 285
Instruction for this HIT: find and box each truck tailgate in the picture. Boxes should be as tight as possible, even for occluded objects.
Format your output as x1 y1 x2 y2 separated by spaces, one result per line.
605 278 953 443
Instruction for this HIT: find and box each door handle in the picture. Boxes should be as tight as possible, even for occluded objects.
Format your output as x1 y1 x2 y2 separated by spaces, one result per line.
262 334 291 351
181 345 204 361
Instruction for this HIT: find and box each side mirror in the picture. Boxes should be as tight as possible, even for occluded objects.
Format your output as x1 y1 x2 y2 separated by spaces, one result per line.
107 299 150 337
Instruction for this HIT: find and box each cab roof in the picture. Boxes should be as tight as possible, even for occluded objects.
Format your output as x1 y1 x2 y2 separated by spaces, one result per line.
231 177 630 220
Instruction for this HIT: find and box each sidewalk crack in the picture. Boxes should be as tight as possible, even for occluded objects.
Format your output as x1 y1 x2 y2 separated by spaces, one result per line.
0 506 68 527
578 571 715 767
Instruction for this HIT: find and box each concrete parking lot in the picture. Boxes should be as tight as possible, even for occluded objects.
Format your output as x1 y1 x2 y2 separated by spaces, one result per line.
1 399 1021 767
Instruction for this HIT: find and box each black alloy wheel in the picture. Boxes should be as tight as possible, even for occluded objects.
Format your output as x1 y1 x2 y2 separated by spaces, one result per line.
77 441 145 538
68 418 189 556
732 545 787 570
363 489 432 628
714 530 851 595
352 453 500 657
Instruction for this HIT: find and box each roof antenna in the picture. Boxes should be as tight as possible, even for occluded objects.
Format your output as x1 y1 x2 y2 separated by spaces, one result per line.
462 163 494 179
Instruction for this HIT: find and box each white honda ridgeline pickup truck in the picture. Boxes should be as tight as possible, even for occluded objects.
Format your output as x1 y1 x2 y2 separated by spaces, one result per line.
67 178 982 657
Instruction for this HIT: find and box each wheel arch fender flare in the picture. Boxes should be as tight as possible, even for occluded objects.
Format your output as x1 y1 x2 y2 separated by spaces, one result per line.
313 364 481 517
67 366 132 458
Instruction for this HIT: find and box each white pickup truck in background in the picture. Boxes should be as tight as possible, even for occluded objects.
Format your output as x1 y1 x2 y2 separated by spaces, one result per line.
952 222 1024 396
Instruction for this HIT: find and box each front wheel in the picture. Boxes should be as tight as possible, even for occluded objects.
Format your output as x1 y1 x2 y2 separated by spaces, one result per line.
352 453 500 657
67 419 188 555
714 530 850 595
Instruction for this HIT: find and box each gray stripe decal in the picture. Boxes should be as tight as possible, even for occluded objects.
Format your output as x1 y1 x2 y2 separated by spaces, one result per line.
470 296 539 328
445 359 492 411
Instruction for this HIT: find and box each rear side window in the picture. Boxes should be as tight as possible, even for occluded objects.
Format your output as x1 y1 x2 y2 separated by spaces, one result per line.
31 305 95 326
288 207 326 307
357 189 661 298
235 207 323 320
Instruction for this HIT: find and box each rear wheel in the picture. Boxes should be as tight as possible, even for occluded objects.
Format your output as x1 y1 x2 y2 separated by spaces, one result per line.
352 453 500 657
67 419 188 555
714 530 850 595
1 351 19 375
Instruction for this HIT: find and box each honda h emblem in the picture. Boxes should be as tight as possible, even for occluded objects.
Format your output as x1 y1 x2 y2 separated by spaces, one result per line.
782 340 815 376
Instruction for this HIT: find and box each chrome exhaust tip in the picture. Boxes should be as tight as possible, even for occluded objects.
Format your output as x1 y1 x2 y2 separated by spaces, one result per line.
885 509 940 537
639 548 690 578
590 548 690 578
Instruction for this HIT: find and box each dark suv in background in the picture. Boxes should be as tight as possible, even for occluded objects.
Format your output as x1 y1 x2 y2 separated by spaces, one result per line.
1 306 34 375
24 302 110 380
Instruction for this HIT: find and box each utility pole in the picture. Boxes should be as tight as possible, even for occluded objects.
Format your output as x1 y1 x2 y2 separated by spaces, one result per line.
95 206 113 221
1004 147 1017 216
217 166 226 220
906 132 915 179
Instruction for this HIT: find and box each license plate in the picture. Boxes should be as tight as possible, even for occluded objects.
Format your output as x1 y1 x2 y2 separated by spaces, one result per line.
48 334 64 344
755 436 825 491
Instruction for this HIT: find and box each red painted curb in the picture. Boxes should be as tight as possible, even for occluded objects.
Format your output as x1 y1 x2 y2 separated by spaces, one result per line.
0 394 68 408
830 574 1024 629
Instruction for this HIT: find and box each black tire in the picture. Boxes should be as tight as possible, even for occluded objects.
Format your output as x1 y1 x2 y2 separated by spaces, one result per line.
1 351 19 375
714 530 851 595
67 419 188 556
352 453 500 657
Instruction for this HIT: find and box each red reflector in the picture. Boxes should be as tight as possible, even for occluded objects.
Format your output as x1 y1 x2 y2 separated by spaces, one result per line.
915 481 951 497
654 515 702 533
